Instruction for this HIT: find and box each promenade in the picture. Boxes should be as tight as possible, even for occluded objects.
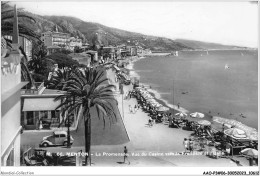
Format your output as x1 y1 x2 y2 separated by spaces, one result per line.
21 66 250 167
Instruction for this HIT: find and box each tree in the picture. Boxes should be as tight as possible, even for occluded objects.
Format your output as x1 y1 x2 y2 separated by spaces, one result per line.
46 53 79 69
1 2 40 41
47 69 73 90
28 41 55 82
1 2 40 88
74 46 81 53
55 67 117 166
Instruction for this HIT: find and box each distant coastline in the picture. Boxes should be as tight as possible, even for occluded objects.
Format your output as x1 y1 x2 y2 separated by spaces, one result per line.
181 48 257 51
144 48 257 57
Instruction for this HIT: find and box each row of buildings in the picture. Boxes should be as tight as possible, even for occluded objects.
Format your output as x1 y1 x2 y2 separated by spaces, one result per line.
5 25 153 63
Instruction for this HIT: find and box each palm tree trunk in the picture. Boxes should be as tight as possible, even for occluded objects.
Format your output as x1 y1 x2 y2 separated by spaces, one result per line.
84 113 91 166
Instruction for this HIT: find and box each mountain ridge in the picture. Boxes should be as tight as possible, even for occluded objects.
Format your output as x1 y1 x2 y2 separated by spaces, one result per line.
19 11 251 51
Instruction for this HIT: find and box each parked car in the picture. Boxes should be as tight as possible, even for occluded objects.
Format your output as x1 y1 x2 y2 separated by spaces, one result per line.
39 131 74 147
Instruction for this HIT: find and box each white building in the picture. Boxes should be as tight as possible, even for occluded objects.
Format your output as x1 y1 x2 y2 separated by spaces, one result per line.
1 5 27 166
69 37 82 51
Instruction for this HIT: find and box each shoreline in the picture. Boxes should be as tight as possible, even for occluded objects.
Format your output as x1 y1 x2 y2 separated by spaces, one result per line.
126 55 258 135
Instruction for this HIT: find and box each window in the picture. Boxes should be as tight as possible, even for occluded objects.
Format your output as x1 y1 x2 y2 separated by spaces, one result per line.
51 110 60 119
27 111 34 125
40 111 48 119
60 134 66 138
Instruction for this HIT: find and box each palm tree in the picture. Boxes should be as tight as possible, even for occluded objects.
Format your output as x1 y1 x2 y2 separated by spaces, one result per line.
1 2 40 88
1 2 40 41
55 67 117 166
47 69 73 90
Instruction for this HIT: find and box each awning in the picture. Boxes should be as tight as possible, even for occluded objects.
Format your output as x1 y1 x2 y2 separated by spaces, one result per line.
23 98 61 111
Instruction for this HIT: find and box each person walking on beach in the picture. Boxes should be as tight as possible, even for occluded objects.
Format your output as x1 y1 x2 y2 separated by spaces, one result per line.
183 138 189 154
222 124 225 132
123 146 130 165
168 113 173 128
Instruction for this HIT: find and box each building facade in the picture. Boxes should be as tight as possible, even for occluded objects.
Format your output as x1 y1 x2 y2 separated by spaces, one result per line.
69 37 82 51
41 31 70 49
1 5 27 166
21 84 80 131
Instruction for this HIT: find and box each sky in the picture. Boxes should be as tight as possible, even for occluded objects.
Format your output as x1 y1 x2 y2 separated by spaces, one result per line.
12 1 258 48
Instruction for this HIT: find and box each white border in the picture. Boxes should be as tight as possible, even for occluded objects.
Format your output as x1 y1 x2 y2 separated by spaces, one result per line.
1 0 259 176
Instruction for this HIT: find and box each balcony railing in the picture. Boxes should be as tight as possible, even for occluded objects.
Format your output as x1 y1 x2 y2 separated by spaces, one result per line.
21 82 45 95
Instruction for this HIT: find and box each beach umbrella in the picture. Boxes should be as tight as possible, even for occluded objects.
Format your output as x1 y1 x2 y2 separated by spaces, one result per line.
143 94 153 99
224 128 248 139
241 148 258 158
198 120 211 126
247 132 258 141
224 128 246 136
135 87 143 91
175 112 187 117
190 112 204 118
146 99 158 104
156 106 169 112
150 103 162 108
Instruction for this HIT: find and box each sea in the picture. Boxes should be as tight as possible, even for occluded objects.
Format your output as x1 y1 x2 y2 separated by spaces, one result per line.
132 50 258 129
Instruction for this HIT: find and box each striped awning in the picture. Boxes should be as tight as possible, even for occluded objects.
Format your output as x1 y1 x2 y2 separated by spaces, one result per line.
22 98 61 111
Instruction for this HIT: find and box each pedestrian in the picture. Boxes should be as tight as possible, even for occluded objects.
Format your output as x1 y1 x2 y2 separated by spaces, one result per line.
123 146 130 165
225 142 232 158
188 139 194 154
222 124 225 132
134 105 137 113
177 103 180 109
129 105 132 114
183 138 189 154
148 117 153 127
39 119 43 130
168 114 173 128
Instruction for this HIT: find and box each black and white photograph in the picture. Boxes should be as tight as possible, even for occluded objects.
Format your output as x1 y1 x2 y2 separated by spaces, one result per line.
1 0 259 175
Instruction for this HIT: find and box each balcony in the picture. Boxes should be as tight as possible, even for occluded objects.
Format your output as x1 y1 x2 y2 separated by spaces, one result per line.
21 82 45 95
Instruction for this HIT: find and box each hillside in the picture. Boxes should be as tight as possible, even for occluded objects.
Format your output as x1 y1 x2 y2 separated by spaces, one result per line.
175 39 250 50
16 8 248 51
